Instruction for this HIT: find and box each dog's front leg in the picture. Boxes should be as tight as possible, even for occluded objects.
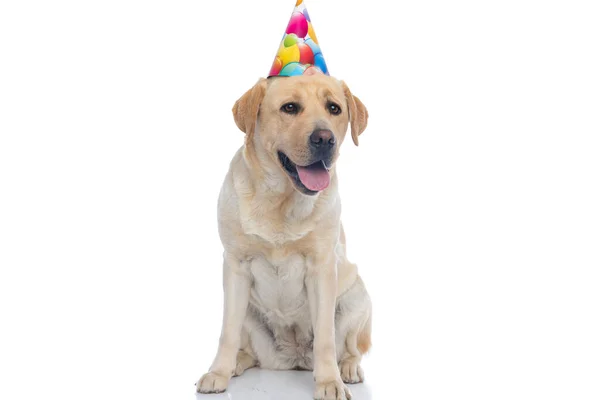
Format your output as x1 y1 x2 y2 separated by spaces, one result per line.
307 255 352 400
196 254 251 394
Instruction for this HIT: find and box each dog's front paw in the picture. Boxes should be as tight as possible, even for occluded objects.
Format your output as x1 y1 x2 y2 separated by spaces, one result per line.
196 371 229 394
339 357 364 384
314 378 352 400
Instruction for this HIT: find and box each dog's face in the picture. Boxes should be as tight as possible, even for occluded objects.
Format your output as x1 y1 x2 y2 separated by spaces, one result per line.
233 74 368 195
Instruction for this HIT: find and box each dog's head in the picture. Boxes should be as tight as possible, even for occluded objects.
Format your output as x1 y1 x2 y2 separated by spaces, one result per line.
232 73 368 196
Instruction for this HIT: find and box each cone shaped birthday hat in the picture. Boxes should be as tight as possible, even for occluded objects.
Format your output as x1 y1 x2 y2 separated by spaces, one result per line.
268 0 329 77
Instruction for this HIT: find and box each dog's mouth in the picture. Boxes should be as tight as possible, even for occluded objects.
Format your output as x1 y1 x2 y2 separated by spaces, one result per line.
277 151 331 195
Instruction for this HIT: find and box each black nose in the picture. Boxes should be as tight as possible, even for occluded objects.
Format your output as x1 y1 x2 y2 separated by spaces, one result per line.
309 129 336 149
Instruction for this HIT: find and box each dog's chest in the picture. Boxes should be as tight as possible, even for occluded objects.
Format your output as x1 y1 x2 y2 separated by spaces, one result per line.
240 194 319 245
248 251 308 323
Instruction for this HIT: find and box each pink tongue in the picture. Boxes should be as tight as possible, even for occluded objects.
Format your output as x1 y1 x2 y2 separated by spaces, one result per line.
296 162 330 191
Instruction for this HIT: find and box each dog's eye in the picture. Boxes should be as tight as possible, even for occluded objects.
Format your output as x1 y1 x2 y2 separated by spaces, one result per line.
281 103 299 114
327 102 342 115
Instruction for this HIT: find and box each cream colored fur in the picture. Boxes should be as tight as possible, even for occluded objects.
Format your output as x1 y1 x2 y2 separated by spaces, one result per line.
196 73 371 400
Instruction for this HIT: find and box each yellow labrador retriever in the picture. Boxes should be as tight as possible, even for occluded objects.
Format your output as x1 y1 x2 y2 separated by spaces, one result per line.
196 71 371 400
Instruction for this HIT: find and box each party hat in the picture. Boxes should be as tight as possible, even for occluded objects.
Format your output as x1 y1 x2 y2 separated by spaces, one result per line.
268 0 329 77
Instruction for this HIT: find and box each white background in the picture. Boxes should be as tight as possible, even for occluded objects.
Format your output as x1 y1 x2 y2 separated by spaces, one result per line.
1 0 599 399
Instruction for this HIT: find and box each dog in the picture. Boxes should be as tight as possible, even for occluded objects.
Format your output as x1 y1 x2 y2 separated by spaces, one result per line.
196 70 372 400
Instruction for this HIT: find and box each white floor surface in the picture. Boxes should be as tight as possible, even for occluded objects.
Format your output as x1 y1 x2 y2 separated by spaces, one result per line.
195 369 372 400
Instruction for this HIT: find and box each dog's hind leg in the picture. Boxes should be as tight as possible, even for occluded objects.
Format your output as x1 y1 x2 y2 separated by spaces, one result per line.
234 349 257 376
335 277 372 384
234 328 258 376
243 306 297 371
338 313 371 383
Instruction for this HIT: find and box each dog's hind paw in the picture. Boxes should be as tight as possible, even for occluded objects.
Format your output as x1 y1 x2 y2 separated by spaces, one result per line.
233 350 257 376
339 357 364 384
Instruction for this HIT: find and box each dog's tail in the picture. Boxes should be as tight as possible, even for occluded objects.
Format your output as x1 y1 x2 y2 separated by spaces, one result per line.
357 313 372 354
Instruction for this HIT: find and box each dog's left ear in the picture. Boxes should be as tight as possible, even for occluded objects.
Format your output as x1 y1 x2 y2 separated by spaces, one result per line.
232 78 268 145
341 81 369 146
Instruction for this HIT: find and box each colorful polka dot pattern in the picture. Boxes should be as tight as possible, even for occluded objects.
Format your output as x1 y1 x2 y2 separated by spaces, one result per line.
268 0 329 77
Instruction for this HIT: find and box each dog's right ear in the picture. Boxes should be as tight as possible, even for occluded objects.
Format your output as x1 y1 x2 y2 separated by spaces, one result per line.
232 78 268 142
